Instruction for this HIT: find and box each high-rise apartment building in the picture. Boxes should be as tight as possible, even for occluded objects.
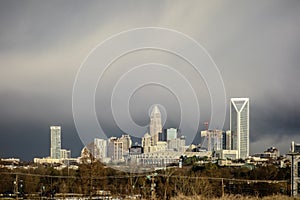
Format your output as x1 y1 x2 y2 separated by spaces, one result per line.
107 137 123 162
230 98 249 159
50 126 61 159
149 105 162 146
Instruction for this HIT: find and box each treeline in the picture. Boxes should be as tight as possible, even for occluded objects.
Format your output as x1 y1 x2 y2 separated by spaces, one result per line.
0 158 291 199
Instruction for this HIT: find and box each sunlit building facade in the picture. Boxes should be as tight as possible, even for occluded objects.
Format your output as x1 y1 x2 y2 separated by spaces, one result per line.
230 98 249 159
50 126 61 159
149 105 162 146
94 138 107 161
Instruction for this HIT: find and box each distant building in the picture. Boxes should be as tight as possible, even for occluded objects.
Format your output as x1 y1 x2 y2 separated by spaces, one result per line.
60 149 71 159
50 126 61 159
149 105 162 146
79 146 94 163
223 130 232 150
0 158 20 165
288 141 300 197
129 145 143 156
34 157 61 164
201 129 223 151
94 138 107 161
107 137 124 162
291 141 300 153
166 128 178 141
167 136 186 152
230 98 249 159
142 133 152 153
215 150 239 160
155 141 167 152
159 132 166 141
254 147 280 159
118 134 132 152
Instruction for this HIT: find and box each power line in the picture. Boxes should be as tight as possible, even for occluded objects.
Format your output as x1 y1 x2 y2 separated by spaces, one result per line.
0 172 288 183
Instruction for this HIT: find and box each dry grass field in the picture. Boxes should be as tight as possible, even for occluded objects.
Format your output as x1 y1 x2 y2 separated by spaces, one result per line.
169 194 294 200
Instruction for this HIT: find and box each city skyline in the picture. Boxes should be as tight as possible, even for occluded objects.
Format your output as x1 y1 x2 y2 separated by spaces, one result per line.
1 1 300 160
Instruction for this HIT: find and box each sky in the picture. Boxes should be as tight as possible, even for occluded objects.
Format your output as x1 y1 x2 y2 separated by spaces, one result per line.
0 0 300 161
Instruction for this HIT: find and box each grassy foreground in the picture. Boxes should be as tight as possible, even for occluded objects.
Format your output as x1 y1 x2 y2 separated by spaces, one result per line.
169 194 294 200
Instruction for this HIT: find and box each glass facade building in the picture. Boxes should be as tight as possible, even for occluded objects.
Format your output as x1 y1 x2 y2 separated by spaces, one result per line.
166 128 178 141
230 98 249 159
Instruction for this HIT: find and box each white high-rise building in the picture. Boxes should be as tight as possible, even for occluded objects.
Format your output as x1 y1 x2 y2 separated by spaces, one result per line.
142 133 152 153
230 98 249 159
107 137 123 162
149 105 162 146
94 138 107 161
118 134 132 152
50 126 61 159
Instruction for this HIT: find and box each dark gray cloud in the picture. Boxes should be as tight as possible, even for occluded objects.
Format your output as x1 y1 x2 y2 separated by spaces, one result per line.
0 1 300 160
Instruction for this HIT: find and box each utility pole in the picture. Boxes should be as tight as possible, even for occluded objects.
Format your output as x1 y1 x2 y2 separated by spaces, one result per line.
221 178 225 197
287 152 300 197
14 174 18 200
151 175 156 200
146 173 157 200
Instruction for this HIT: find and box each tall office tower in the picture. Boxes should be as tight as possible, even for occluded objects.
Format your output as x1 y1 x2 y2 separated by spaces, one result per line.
230 98 249 159
200 129 223 151
149 105 162 146
167 136 186 152
222 130 232 150
119 134 132 152
94 138 107 161
166 128 178 141
50 126 61 159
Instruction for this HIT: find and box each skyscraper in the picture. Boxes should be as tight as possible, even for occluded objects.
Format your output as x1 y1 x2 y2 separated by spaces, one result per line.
230 98 249 159
223 130 232 150
94 138 107 161
50 126 61 159
149 105 162 146
107 137 123 162
166 128 178 141
200 129 223 151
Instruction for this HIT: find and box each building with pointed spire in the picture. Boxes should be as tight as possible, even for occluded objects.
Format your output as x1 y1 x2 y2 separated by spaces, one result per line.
149 105 162 146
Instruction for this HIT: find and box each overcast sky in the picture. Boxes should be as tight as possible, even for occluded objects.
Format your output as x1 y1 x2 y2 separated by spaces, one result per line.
0 0 300 161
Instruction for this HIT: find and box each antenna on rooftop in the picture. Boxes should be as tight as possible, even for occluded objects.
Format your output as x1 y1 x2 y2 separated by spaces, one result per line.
204 121 209 130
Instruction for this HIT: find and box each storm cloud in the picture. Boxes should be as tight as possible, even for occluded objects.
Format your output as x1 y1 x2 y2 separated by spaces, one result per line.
0 0 300 160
